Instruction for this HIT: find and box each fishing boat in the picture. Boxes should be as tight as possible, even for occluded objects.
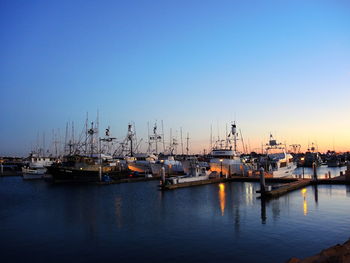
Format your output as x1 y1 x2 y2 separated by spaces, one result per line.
127 153 157 174
209 122 253 177
47 154 122 182
302 143 322 167
22 153 54 179
48 120 126 182
259 134 296 178
150 154 184 176
160 159 210 187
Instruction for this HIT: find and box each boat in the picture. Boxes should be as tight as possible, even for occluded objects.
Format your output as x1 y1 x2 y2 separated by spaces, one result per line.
302 143 322 167
209 122 253 177
160 159 211 187
48 121 126 182
22 153 54 179
259 134 296 178
127 153 157 174
47 154 123 182
150 154 184 176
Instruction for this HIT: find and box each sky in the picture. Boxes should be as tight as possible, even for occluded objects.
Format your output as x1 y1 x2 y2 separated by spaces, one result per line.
1 0 350 156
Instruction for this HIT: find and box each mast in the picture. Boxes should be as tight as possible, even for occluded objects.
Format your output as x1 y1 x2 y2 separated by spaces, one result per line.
85 112 88 156
161 120 165 153
71 121 74 154
239 129 246 154
147 122 151 154
127 124 134 157
154 123 158 155
64 122 69 155
180 127 184 155
43 132 45 156
210 124 213 151
186 133 190 155
89 122 95 157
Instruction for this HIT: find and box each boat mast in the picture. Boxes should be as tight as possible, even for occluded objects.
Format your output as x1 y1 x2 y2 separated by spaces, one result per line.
186 133 190 156
154 123 158 155
180 127 184 155
127 124 133 157
161 120 165 153
210 124 213 151
239 129 246 154
85 112 88 156
147 122 151 154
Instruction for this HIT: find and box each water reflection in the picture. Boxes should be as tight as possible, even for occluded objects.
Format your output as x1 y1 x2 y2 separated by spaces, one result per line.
301 188 308 216
218 183 226 216
260 198 267 224
346 185 350 197
313 185 319 204
245 183 254 205
115 197 123 228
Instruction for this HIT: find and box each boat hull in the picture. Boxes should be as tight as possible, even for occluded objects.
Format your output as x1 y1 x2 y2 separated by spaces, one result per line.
22 167 47 180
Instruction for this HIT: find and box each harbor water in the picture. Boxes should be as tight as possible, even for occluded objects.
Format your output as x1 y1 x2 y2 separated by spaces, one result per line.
1 176 350 263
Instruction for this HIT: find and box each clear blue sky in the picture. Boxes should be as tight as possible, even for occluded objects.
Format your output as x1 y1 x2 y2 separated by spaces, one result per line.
1 0 350 155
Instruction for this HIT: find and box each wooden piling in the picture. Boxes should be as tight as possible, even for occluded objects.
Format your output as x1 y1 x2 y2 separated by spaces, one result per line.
259 168 266 194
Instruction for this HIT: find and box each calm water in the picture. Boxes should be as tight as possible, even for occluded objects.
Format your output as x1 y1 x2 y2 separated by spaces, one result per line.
1 176 350 263
293 165 347 179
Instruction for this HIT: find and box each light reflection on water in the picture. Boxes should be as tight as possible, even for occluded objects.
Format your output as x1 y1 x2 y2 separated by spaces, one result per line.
218 183 226 216
0 177 350 263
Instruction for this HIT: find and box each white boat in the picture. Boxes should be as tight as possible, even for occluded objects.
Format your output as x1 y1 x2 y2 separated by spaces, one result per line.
162 160 210 186
22 154 54 180
150 155 184 176
209 122 253 177
127 153 157 174
259 134 296 178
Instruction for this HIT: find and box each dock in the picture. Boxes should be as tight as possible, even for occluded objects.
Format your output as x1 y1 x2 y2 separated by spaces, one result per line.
161 177 229 190
261 179 311 198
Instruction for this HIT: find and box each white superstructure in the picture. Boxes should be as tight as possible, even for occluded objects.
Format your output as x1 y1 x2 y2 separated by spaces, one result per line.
260 134 296 178
209 122 253 176
22 154 54 179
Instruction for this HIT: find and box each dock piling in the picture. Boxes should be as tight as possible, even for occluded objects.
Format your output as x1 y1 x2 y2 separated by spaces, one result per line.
0 163 3 175
99 166 102 181
259 167 266 194
161 167 166 185
312 162 317 181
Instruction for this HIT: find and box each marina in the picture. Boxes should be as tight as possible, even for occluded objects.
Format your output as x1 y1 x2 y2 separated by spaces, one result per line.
2 1 350 262
1 176 350 263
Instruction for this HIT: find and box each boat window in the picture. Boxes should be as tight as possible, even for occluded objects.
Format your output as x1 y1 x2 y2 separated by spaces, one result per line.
280 162 287 168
